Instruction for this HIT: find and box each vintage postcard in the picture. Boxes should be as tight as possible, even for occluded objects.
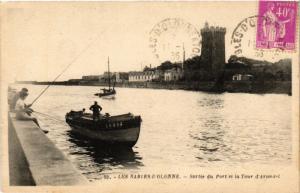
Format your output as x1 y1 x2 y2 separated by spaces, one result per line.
0 1 299 193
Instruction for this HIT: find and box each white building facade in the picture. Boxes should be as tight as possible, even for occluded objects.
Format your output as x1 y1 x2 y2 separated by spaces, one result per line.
164 67 184 81
232 74 253 81
129 71 162 82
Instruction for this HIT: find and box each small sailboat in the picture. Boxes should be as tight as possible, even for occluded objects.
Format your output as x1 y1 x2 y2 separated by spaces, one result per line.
95 57 116 98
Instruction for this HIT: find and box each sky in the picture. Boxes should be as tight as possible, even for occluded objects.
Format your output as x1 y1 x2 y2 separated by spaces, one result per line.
1 2 294 82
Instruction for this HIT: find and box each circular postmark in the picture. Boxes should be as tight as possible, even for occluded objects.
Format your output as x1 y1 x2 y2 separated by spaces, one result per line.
230 15 290 61
149 18 201 63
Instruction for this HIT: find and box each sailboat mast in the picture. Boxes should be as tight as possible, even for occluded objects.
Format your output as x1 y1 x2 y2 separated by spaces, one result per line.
108 56 111 89
182 42 185 70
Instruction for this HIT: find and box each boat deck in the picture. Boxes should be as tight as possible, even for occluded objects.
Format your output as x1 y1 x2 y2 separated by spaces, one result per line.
81 113 134 122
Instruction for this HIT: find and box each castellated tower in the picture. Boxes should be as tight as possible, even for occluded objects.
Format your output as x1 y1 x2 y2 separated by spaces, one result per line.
200 22 226 78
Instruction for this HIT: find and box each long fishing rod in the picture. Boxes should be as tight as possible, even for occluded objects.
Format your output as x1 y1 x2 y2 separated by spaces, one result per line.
30 37 99 106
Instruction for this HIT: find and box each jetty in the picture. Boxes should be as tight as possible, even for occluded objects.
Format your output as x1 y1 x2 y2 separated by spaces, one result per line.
8 112 88 185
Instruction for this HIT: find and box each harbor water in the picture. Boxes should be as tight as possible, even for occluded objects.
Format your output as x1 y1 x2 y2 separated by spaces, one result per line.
12 85 292 181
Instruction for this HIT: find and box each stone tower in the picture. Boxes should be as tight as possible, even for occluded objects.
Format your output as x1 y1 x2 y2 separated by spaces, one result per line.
200 22 226 78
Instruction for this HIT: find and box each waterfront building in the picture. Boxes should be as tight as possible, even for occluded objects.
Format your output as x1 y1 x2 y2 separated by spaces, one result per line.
129 72 143 82
232 74 253 81
129 70 162 82
115 72 129 83
99 71 116 83
164 67 184 81
82 75 101 81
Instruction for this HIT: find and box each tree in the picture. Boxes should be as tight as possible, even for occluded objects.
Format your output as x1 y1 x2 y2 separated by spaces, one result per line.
184 56 201 70
157 61 174 71
143 66 151 72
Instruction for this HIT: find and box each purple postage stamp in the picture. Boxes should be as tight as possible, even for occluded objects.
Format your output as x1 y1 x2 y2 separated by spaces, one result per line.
256 1 298 50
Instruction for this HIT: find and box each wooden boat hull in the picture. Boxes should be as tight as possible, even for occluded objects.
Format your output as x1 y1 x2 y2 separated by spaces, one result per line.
95 89 116 98
65 112 141 148
69 124 140 147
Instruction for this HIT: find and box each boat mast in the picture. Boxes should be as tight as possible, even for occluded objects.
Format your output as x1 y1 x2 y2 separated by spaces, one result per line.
108 56 111 90
182 42 185 70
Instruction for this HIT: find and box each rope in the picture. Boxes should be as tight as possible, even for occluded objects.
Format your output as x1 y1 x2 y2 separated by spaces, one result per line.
30 36 99 106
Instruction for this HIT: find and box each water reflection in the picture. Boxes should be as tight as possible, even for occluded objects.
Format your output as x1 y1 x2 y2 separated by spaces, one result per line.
67 131 144 172
101 96 116 100
190 95 226 162
197 95 224 109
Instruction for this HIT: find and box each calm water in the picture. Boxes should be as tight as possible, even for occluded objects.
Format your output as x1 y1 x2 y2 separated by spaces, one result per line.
12 85 292 181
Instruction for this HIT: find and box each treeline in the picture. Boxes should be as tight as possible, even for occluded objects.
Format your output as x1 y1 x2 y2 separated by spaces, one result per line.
153 55 292 82
224 55 291 81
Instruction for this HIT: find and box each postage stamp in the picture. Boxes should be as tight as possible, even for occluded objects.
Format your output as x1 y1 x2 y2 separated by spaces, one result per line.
231 15 281 60
256 1 298 50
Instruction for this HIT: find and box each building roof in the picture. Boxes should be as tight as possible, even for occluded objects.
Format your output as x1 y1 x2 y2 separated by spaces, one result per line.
129 71 143 75
129 71 158 76
233 74 253 76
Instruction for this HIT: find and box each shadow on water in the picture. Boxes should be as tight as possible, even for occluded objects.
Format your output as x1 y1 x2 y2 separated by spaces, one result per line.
98 96 116 100
66 131 144 169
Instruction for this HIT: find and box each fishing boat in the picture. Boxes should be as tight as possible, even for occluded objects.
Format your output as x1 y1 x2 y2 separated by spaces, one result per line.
65 111 142 148
95 57 116 98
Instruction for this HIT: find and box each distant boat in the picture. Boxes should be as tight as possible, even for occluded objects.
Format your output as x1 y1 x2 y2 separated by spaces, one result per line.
95 57 116 98
65 111 142 148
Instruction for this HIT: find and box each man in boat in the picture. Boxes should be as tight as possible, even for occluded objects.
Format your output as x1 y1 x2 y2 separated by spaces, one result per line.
80 108 89 116
89 101 102 121
10 87 29 111
15 91 49 134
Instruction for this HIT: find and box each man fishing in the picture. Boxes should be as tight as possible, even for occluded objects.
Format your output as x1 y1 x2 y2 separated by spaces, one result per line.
15 91 49 134
89 101 102 121
10 87 29 111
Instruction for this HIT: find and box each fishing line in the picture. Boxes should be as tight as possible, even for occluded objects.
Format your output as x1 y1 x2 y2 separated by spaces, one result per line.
33 111 66 124
30 36 100 106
